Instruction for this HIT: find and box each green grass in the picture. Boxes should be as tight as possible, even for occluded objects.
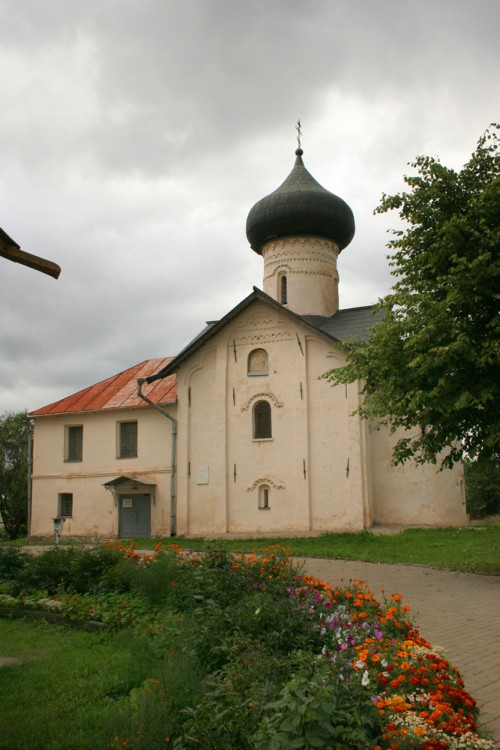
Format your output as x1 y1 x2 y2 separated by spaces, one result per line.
132 524 500 575
4 521 500 574
0 619 166 750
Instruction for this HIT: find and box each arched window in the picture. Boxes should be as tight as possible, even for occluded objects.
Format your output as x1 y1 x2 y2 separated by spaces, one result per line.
248 348 268 376
279 274 288 305
253 400 272 439
258 485 270 510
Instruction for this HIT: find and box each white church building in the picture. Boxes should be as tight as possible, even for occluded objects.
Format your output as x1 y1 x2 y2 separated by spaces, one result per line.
29 147 467 539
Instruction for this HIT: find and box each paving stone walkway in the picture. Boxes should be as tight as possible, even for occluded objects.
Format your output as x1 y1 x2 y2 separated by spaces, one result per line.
299 557 500 747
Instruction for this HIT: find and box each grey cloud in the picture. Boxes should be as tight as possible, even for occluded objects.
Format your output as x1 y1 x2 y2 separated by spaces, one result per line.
0 0 498 413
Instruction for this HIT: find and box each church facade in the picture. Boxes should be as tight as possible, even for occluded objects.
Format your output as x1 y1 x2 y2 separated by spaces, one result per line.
29 148 467 539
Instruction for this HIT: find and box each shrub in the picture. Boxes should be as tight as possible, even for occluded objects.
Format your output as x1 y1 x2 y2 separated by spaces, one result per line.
173 645 293 750
104 642 204 750
98 555 136 593
10 545 127 596
14 547 75 594
0 545 27 580
67 545 126 593
252 653 380 750
465 458 500 518
128 550 181 606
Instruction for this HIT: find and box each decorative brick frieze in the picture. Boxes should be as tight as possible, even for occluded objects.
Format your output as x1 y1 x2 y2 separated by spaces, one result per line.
240 392 284 411
246 476 285 492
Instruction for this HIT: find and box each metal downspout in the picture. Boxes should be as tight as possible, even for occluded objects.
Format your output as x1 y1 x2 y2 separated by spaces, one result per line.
27 421 33 537
137 378 177 537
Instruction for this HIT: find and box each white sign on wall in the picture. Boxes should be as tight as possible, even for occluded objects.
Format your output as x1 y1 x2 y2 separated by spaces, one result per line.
197 467 209 485
122 498 133 508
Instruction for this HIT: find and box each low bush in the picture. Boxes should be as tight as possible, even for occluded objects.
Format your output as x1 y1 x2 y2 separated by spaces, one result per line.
465 458 500 518
2 544 129 596
0 545 26 579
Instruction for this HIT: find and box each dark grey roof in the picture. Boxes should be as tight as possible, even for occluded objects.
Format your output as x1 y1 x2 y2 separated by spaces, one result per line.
303 305 384 343
246 149 355 255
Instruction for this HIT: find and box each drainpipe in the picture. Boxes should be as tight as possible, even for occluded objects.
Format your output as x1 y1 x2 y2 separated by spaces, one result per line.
27 420 33 537
137 378 177 537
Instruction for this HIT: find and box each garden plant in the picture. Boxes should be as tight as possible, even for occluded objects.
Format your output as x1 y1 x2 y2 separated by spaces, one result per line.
0 542 495 749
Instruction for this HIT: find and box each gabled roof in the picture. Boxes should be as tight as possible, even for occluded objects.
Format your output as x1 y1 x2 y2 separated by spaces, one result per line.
30 358 176 417
147 288 381 383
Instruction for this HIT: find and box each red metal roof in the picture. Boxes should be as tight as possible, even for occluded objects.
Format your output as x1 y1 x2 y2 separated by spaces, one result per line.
30 358 176 417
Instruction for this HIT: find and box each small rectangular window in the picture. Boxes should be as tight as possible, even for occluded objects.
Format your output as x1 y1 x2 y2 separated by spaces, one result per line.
59 493 73 518
118 421 138 458
65 426 83 461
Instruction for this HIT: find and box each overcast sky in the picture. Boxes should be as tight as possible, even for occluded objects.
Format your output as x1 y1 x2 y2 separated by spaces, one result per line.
1 0 498 414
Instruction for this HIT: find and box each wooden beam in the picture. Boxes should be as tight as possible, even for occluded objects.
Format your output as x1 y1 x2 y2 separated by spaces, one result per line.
0 228 61 279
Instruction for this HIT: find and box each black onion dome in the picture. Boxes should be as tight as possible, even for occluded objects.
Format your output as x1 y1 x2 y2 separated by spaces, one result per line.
246 148 355 255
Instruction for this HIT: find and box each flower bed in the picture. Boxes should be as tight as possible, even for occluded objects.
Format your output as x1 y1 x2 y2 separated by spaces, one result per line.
0 543 494 749
289 577 492 749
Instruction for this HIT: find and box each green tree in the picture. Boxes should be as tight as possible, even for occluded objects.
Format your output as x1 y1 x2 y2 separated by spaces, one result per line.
325 124 500 468
0 410 31 539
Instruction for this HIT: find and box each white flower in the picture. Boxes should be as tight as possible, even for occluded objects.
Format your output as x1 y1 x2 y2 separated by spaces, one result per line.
361 670 370 687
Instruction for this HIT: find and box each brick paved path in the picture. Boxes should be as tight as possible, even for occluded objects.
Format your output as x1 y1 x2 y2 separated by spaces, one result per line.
299 558 500 747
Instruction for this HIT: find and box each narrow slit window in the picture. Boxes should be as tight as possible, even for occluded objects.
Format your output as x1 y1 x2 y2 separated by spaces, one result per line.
253 401 272 439
259 485 270 510
280 274 288 305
